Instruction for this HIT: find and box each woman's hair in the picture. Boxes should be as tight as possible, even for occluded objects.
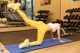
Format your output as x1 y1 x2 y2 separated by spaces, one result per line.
54 19 63 27
51 19 63 26
56 19 63 24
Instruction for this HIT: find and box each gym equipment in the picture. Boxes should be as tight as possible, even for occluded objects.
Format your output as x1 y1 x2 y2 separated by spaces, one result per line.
61 33 73 37
72 8 75 12
60 28 73 37
68 15 72 20
63 21 68 27
64 15 76 20
78 8 80 12
71 15 75 19
77 15 80 20
69 9 73 14
76 21 80 32
66 9 72 13
6 38 72 53
64 15 68 19
63 21 72 28
64 8 80 32
77 22 80 28
36 10 49 23
74 15 79 19
79 16 80 20
64 8 80 27
66 9 69 12
66 8 80 13
74 8 78 12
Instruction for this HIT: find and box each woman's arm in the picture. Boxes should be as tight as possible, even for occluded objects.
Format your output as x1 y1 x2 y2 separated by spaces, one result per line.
50 30 56 40
57 28 61 41
57 24 65 42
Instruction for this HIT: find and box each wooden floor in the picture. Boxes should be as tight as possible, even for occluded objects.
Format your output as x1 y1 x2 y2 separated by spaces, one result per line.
26 41 80 53
0 43 10 53
0 26 80 53
0 41 80 53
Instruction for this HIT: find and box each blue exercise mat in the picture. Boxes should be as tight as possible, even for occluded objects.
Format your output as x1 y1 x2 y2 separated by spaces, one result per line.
5 38 72 53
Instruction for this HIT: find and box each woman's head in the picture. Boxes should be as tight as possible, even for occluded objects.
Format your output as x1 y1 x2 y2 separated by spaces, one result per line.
55 19 63 27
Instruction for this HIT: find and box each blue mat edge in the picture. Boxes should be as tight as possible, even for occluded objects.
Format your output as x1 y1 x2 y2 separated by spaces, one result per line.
5 38 72 53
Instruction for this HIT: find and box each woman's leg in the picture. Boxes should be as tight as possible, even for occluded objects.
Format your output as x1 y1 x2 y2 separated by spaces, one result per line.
19 24 51 48
29 24 51 46
50 31 56 40
17 9 43 28
7 3 43 29
29 28 46 46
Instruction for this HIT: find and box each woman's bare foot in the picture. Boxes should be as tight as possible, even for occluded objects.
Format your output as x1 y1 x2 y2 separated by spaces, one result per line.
19 39 29 49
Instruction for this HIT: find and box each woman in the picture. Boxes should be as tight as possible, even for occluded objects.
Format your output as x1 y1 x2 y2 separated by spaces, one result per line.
7 3 65 49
